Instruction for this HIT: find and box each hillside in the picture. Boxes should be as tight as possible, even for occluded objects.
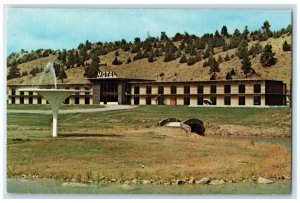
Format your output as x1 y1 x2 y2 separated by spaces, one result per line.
7 28 292 92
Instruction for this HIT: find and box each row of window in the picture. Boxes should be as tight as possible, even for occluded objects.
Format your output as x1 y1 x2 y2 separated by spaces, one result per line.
134 84 261 95
10 87 91 96
133 96 261 106
10 96 91 105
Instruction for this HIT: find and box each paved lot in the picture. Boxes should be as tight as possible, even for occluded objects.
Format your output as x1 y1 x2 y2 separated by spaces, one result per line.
7 105 137 114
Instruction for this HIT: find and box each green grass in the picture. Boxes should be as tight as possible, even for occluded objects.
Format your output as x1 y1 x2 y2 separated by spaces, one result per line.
7 106 291 137
7 104 104 110
6 106 291 182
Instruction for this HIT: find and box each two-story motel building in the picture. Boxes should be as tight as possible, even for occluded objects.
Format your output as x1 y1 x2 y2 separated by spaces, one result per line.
7 72 287 107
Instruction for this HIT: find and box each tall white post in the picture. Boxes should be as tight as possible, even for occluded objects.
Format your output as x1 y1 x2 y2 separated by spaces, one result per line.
52 109 58 137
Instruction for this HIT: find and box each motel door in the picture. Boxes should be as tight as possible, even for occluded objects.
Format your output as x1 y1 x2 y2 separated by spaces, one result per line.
170 97 177 105
100 82 118 104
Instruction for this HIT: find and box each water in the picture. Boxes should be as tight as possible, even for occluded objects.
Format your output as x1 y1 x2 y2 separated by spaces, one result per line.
6 178 291 195
235 136 291 149
38 62 57 89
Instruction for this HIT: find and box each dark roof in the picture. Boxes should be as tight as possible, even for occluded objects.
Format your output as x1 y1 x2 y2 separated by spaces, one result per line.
87 77 155 82
128 79 285 84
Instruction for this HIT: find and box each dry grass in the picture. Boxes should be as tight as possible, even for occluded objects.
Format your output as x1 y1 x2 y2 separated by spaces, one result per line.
8 35 292 92
7 127 290 182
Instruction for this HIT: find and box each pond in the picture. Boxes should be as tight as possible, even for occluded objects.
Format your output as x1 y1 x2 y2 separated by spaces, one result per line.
6 178 291 195
6 136 292 195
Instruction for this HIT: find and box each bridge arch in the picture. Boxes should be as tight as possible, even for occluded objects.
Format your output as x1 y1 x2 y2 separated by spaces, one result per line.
182 118 206 136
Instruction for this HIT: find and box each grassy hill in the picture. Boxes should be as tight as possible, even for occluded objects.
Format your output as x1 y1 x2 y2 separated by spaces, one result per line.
7 34 292 92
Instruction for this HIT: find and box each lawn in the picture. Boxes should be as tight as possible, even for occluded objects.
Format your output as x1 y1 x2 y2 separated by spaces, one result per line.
7 104 104 110
6 106 291 183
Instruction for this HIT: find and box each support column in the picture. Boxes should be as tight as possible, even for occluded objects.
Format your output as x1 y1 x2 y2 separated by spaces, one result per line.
118 83 124 104
93 82 100 104
52 109 58 137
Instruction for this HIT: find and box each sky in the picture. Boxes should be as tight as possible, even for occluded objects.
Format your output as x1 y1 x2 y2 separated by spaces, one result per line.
6 8 291 54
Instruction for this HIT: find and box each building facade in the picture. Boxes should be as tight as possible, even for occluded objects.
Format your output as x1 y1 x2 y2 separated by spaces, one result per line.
127 79 287 106
7 78 287 107
7 84 93 105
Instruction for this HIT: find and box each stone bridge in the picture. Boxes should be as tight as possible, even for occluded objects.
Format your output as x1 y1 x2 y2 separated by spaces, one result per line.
158 118 206 136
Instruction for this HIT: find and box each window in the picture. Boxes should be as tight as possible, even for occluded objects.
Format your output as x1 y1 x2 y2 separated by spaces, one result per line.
85 87 90 95
38 96 42 104
75 87 80 95
29 97 33 104
224 85 231 94
224 96 231 105
197 97 203 105
184 96 190 105
134 86 140 94
11 97 15 104
210 96 216 105
146 86 152 94
146 96 151 105
254 96 261 105
158 86 164 94
238 96 245 105
11 88 16 95
171 86 177 94
20 91 24 95
75 97 80 104
20 97 24 104
184 85 190 94
210 85 217 94
134 96 139 105
29 91 33 96
254 84 261 93
197 85 203 94
239 84 245 93
85 97 90 104
64 97 69 104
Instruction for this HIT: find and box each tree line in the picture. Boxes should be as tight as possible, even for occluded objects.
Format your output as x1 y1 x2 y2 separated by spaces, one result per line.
7 21 292 80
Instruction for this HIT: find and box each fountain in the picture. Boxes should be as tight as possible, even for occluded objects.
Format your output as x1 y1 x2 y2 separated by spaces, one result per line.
19 62 82 137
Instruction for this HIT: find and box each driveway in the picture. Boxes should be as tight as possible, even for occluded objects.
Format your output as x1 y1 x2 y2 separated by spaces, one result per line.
7 105 137 114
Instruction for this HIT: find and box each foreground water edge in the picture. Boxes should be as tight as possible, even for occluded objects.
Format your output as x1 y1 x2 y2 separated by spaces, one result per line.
6 178 291 195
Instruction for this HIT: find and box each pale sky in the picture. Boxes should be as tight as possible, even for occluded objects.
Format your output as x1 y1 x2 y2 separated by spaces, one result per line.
6 8 291 54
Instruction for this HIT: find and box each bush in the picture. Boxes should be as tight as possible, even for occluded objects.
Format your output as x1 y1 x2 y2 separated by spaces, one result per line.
260 44 277 67
112 56 122 65
282 40 291 51
179 54 187 63
133 51 144 61
187 57 196 66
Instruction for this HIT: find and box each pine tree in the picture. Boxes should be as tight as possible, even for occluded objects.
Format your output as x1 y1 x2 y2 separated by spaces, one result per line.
221 26 229 37
179 54 187 63
58 67 67 83
242 26 249 40
84 57 99 78
160 31 169 41
224 54 230 61
208 55 219 73
148 52 155 63
8 61 20 79
249 43 263 57
164 52 175 62
226 72 232 80
187 57 196 66
236 40 248 59
282 40 291 51
261 20 272 38
112 56 122 65
217 55 223 64
133 51 144 61
127 57 132 64
260 44 277 67
241 47 253 75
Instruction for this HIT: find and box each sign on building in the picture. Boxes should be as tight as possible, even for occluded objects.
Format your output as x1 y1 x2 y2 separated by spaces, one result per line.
97 71 117 78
